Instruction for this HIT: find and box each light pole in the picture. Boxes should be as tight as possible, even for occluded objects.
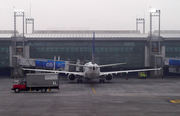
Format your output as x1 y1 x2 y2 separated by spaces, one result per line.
14 9 25 37
136 18 145 33
26 18 34 33
150 9 161 55
14 9 25 57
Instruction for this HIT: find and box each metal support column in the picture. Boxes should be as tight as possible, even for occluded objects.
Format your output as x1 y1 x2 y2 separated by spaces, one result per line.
26 19 27 34
32 19 34 32
158 10 161 55
23 12 25 57
143 19 145 34
149 13 152 65
136 19 138 31
14 12 16 55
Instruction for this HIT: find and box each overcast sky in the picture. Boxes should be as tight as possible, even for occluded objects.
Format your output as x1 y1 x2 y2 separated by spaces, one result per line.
0 0 180 33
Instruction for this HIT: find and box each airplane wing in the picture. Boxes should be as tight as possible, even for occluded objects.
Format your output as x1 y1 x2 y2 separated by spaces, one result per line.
98 62 126 68
22 68 84 77
99 67 161 76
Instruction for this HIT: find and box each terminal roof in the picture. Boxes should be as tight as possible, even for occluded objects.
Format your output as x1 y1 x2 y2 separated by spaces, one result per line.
25 30 147 40
0 30 180 40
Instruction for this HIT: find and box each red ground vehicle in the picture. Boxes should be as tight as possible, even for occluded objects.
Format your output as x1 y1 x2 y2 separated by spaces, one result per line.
12 81 27 93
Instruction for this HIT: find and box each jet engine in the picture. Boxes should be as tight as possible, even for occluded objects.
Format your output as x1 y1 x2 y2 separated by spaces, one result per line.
68 74 76 81
105 74 113 81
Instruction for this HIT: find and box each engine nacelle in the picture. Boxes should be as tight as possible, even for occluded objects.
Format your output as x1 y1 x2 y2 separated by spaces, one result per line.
68 74 76 81
105 74 113 81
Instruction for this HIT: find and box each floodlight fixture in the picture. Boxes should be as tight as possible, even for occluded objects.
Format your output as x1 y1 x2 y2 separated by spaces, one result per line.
156 10 160 12
14 9 24 16
150 8 156 13
14 9 24 12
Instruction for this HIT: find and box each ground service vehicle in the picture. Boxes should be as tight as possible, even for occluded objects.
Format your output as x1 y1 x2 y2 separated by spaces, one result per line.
138 72 147 79
11 73 59 93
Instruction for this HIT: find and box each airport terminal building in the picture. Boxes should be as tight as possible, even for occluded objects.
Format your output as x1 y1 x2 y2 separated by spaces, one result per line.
0 30 180 76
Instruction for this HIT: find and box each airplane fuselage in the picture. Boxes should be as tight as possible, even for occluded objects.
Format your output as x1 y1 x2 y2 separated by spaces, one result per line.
83 62 100 79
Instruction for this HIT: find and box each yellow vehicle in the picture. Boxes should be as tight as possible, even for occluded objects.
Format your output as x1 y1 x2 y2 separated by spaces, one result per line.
138 72 147 79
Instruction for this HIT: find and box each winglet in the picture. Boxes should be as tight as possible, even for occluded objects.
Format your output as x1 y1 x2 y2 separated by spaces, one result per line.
158 67 162 70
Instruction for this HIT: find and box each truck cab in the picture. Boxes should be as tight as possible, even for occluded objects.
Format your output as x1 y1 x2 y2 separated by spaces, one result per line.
11 81 27 93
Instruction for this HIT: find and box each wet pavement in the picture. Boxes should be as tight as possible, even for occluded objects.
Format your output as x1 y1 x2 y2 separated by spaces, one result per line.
0 76 180 116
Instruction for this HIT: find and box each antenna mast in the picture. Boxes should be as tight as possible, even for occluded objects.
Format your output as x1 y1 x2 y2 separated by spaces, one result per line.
30 3 31 17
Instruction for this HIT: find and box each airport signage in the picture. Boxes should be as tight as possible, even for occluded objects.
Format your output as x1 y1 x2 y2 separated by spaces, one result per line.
16 48 23 52
169 59 180 66
35 60 65 69
152 48 158 52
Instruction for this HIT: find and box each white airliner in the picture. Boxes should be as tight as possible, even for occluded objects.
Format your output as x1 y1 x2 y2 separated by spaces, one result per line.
22 32 161 83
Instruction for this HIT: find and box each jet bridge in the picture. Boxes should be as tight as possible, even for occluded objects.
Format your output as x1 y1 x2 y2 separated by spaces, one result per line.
163 58 180 74
151 55 163 78
152 56 180 77
12 55 72 78
15 56 68 70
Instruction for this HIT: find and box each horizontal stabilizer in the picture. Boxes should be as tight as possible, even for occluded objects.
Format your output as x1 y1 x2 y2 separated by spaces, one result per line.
98 62 126 68
68 63 85 67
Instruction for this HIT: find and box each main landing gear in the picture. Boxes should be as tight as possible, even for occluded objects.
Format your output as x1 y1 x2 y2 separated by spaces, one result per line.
77 79 83 83
99 79 105 83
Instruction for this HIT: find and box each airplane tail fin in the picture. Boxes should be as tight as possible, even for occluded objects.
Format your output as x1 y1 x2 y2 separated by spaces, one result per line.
92 32 95 64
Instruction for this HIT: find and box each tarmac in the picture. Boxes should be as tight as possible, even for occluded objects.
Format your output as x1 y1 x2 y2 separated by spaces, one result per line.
0 76 180 116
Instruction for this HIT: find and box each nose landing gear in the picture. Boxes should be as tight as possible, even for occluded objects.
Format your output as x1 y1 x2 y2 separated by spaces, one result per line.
77 79 83 83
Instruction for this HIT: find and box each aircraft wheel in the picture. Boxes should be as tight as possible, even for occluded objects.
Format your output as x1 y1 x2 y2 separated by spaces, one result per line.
77 79 80 83
41 88 47 93
99 79 101 83
102 79 105 83
80 79 83 83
